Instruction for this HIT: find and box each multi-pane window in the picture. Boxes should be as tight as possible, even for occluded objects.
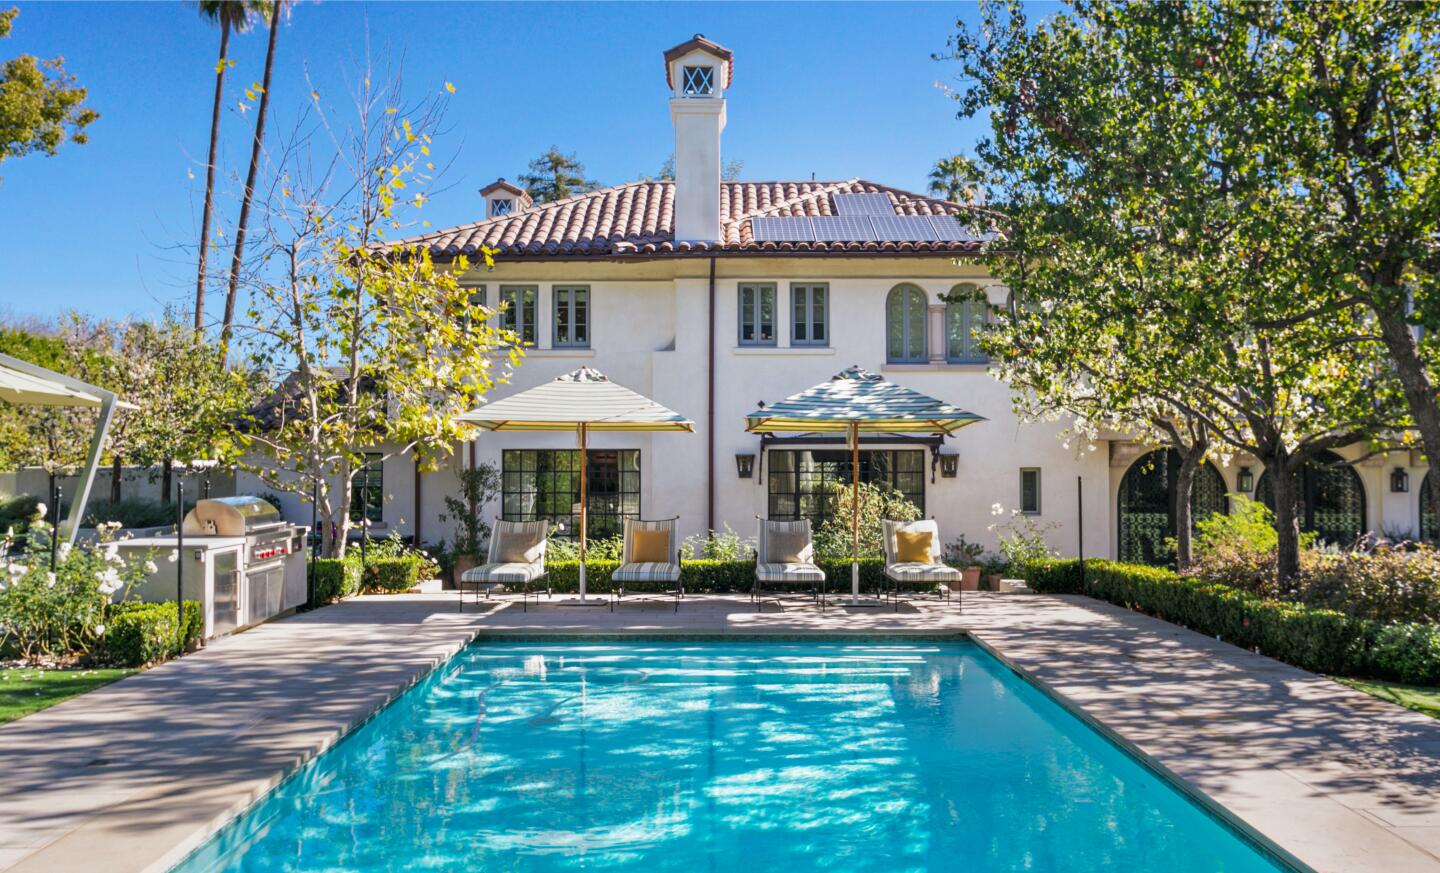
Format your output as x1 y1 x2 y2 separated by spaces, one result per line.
682 65 715 96
501 449 640 540
349 453 383 525
499 286 537 345
945 285 988 363
791 283 828 346
461 284 486 332
490 198 514 217
767 449 925 527
738 283 776 346
553 285 590 348
886 285 928 362
1019 468 1042 515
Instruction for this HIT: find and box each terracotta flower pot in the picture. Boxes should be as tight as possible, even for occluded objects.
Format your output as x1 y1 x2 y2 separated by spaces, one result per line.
961 565 982 591
450 554 479 591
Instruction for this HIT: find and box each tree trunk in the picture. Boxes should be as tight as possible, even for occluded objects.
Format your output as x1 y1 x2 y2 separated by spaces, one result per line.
195 21 230 332
1172 450 1202 571
161 458 173 505
110 456 122 504
218 0 282 358
1376 310 1440 545
1269 459 1303 582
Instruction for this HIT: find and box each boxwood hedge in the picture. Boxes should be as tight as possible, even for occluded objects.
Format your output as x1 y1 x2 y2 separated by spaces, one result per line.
103 600 203 667
1023 558 1439 683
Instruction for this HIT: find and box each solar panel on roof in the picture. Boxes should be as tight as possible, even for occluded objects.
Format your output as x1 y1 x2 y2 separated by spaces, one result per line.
832 193 896 216
867 215 941 241
929 214 970 241
810 216 875 241
751 216 815 242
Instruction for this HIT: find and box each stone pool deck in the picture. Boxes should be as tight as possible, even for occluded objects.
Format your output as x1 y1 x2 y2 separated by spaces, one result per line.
0 592 1437 873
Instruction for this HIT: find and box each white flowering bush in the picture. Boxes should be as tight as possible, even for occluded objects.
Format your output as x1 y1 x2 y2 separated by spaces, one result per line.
0 515 150 662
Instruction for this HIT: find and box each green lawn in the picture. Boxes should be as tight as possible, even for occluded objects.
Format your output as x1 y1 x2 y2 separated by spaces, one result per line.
1338 677 1440 720
0 667 137 726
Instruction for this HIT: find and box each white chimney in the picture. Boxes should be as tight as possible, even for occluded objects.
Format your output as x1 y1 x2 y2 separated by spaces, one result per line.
664 35 732 243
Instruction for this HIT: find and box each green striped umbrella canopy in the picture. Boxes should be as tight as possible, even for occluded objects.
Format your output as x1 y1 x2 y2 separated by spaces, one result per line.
458 367 694 603
744 365 985 603
745 365 984 434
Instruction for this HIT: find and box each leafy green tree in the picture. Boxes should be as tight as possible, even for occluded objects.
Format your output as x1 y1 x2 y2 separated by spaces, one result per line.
0 323 94 480
949 0 1413 579
814 482 921 560
193 0 265 332
236 70 522 558
520 146 599 203
0 7 98 181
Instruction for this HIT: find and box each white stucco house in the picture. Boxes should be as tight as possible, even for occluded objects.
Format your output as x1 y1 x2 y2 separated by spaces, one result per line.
241 35 1437 564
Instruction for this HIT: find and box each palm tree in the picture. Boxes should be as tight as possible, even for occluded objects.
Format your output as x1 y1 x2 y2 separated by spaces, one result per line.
218 0 282 358
193 1 257 334
927 155 980 204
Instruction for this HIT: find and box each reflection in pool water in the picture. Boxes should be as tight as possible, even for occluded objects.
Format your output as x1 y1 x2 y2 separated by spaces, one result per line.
172 641 1287 872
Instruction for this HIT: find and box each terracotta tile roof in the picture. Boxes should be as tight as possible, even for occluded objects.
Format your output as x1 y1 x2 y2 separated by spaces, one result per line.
391 179 996 261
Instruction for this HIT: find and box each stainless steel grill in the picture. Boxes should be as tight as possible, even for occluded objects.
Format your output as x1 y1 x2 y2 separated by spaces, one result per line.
181 497 308 633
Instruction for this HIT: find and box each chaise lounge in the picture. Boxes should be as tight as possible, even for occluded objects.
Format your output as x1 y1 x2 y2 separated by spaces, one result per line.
881 518 963 611
459 518 551 612
752 518 827 611
611 516 684 611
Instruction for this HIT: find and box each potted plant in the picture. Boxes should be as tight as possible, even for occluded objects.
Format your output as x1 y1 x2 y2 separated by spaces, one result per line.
945 534 986 591
439 463 500 590
979 553 1009 591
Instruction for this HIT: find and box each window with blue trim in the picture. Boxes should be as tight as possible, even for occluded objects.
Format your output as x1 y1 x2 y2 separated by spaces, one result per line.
945 284 988 363
739 283 776 346
790 283 828 346
886 284 928 362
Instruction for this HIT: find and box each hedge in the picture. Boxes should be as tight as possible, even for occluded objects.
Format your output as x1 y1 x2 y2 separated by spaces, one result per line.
103 600 203 667
1023 559 1440 683
538 558 941 594
312 558 362 605
363 557 423 593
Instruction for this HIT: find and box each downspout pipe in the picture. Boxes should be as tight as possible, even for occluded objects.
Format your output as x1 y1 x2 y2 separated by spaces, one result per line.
707 256 716 533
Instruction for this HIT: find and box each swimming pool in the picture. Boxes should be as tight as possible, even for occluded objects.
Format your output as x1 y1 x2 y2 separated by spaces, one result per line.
173 639 1293 872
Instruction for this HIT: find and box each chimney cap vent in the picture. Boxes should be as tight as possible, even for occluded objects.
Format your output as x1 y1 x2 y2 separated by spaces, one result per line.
663 34 734 90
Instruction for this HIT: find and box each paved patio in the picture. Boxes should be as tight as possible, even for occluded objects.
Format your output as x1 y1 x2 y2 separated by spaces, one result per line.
0 591 1437 873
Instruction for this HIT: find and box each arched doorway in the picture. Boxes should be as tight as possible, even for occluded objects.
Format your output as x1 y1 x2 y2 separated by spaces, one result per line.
1117 449 1228 565
1422 473 1437 544
1254 450 1367 546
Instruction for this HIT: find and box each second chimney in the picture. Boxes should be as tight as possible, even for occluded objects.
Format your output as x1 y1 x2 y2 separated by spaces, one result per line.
663 35 733 244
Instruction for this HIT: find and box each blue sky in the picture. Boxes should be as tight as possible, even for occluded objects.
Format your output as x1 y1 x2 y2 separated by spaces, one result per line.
0 1 1008 323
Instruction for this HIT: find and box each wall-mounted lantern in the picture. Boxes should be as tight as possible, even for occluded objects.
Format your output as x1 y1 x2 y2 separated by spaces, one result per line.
1237 466 1254 492
939 454 959 479
735 453 755 479
1392 467 1410 493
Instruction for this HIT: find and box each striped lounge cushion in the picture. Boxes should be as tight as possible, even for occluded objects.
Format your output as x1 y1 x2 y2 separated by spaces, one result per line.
462 563 546 585
611 562 681 584
755 562 826 584
883 563 962 584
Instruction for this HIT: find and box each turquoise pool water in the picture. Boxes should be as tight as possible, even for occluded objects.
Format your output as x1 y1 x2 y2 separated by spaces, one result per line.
173 641 1290 872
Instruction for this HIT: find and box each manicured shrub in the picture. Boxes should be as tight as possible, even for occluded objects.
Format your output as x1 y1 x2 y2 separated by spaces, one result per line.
312 558 361 604
1370 624 1440 686
363 557 422 593
1021 558 1434 682
538 557 921 595
102 600 202 667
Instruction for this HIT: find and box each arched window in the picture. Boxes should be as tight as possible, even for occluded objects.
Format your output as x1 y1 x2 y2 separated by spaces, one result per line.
1254 450 1367 546
886 284 928 363
945 284 987 363
1421 473 1437 544
1117 449 1228 566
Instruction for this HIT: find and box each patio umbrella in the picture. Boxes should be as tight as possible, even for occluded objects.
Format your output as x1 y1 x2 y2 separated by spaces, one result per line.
744 365 985 604
458 367 694 604
0 353 138 543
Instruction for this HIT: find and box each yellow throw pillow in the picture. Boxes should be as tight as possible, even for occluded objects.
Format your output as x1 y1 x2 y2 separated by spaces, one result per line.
895 529 934 564
631 529 671 563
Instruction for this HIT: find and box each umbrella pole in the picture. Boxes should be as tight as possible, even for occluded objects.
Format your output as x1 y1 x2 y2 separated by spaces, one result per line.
851 421 860 603
578 422 588 603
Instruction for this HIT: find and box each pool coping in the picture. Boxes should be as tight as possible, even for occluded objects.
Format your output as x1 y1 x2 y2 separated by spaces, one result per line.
168 628 1313 873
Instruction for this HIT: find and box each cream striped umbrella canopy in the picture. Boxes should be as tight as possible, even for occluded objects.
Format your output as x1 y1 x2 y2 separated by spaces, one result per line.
459 367 693 603
745 365 985 602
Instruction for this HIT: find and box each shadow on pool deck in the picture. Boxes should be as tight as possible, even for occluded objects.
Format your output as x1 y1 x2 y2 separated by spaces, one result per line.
0 592 1438 872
